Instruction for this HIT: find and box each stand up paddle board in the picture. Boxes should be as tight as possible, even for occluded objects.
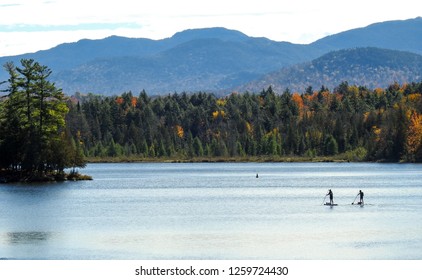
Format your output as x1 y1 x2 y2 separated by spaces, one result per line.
352 202 364 205
324 202 338 206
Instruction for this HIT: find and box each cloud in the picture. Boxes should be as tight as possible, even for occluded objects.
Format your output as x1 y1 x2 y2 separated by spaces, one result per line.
0 22 142 32
0 0 421 56
0 3 21 7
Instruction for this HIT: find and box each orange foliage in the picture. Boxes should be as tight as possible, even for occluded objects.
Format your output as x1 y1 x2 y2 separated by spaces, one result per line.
374 88 384 96
116 97 124 105
131 97 137 107
175 125 184 138
310 92 319 102
291 93 304 109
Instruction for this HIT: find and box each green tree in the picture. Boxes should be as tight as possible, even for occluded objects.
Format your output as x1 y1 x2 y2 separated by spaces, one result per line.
324 135 339 156
193 137 204 157
0 59 85 178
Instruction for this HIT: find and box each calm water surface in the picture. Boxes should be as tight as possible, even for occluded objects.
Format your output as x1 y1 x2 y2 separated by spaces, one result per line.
0 162 421 259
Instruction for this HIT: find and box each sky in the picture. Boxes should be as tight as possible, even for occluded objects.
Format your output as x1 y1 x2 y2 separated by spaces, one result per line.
0 0 421 57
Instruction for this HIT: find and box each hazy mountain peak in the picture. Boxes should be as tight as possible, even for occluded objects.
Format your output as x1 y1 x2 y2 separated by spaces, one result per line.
170 27 249 43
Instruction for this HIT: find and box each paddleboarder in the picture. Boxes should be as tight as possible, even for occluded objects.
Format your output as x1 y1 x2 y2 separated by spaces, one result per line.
327 189 334 205
358 190 364 204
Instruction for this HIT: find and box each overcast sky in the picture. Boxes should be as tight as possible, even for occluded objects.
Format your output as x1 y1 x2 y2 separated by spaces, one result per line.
0 0 421 56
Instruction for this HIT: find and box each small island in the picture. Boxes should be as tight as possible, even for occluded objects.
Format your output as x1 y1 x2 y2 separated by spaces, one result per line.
0 59 90 183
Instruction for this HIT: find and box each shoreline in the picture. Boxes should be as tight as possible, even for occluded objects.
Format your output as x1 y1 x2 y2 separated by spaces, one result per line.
0 170 92 184
84 155 414 164
85 155 348 164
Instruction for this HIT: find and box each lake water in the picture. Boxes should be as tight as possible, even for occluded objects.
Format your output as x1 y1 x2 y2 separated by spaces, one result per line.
0 162 421 260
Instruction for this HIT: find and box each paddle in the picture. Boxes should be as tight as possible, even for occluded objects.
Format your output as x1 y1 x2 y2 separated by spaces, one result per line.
351 194 359 205
322 194 327 205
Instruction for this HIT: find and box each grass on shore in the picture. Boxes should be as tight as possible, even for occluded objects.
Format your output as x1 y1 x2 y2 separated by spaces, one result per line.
85 155 352 163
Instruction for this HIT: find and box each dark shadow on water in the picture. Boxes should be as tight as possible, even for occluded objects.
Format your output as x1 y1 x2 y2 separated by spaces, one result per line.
6 231 52 244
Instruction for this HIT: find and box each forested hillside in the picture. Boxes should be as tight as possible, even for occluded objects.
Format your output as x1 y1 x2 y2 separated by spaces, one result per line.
65 81 422 162
242 48 422 93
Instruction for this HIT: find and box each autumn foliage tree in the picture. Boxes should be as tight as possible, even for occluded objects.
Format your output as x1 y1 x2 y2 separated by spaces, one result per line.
405 110 422 161
61 82 422 162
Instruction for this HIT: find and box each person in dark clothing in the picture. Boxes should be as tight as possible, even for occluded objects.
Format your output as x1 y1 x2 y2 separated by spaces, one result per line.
327 189 334 205
358 190 364 204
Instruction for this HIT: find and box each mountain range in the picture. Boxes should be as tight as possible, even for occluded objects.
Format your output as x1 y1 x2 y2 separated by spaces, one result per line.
0 17 422 95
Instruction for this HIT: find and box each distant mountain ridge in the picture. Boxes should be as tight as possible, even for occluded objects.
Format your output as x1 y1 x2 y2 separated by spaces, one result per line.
312 17 422 54
1 17 422 95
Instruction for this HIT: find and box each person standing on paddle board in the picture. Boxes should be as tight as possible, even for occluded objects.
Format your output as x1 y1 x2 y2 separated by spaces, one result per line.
327 189 334 205
358 190 364 204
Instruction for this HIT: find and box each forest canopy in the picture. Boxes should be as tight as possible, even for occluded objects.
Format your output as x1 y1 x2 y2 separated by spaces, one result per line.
65 81 422 163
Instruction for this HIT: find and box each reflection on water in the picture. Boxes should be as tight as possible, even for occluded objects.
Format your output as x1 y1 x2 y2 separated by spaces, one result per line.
6 231 52 244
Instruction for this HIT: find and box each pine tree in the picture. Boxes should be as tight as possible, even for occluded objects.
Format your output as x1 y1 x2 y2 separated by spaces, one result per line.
0 59 86 180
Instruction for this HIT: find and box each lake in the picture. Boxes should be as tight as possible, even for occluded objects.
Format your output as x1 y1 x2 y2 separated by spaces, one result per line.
0 162 421 260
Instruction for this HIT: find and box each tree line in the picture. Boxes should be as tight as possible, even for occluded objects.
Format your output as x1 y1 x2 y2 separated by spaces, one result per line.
65 81 422 162
2 59 422 178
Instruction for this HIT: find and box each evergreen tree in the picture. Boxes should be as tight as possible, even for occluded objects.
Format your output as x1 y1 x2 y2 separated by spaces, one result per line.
0 59 86 179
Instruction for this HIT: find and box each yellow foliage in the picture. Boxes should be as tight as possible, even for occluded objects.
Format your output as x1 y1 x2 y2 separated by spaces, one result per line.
406 111 422 155
363 112 370 122
408 93 421 103
349 85 359 95
372 126 381 142
245 122 253 135
212 110 226 120
306 130 323 143
264 128 279 138
76 130 83 144
216 98 227 106
175 125 184 138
